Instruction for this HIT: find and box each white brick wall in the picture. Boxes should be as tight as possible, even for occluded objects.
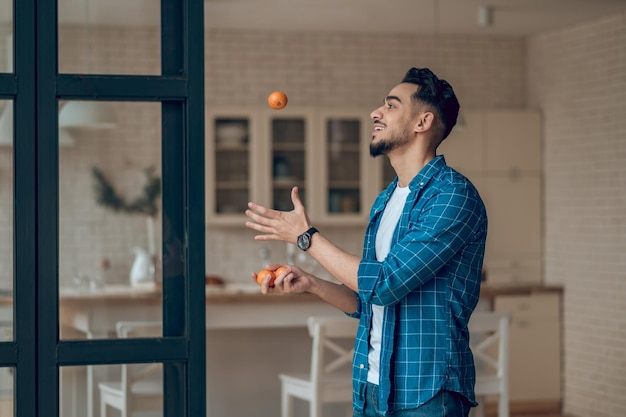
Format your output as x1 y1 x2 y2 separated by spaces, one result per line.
204 29 525 110
527 13 626 417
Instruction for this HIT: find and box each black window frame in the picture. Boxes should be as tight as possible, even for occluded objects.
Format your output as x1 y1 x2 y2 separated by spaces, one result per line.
0 1 206 416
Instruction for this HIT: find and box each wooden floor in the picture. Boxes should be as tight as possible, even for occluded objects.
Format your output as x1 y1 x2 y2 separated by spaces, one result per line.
486 412 568 417
482 400 567 417
482 408 571 417
503 410 570 417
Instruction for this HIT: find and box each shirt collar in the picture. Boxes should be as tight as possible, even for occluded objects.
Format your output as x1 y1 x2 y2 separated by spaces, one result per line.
407 154 447 191
373 155 447 216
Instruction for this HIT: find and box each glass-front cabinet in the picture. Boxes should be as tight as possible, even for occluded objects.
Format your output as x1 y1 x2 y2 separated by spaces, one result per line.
205 107 380 226
269 112 310 212
316 110 380 225
215 117 250 210
206 109 260 223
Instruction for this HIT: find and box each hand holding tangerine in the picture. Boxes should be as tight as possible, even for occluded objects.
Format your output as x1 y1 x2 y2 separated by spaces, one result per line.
256 269 276 287
268 91 288 110
274 265 289 278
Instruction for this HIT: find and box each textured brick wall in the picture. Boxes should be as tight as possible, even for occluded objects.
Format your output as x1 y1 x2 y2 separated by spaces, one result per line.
204 29 525 110
527 13 626 417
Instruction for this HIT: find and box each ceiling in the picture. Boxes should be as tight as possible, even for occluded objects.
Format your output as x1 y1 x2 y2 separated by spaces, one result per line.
201 0 626 36
1 0 625 37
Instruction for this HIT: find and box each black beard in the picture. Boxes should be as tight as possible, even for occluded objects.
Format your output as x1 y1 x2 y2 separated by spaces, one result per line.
370 139 394 157
369 129 411 157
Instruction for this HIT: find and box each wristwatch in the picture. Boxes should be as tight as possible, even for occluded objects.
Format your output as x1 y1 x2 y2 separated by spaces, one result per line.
297 227 319 251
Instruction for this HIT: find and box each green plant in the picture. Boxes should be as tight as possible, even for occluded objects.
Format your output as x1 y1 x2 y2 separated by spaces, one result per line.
92 166 161 217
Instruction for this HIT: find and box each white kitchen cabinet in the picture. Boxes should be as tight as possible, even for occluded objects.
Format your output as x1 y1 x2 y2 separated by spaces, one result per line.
205 107 377 226
483 110 542 173
315 109 380 225
205 107 262 225
439 109 543 286
494 292 561 403
262 107 316 215
481 174 542 285
440 109 542 175
438 110 486 175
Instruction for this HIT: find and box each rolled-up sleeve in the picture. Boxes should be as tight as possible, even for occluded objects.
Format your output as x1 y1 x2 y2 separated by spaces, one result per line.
344 290 362 318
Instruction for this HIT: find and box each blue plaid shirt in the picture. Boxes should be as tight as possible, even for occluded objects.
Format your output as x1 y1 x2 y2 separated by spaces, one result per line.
347 155 487 415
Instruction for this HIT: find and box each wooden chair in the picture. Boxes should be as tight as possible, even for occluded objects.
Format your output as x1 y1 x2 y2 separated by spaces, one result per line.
469 311 511 417
98 321 163 417
279 316 358 417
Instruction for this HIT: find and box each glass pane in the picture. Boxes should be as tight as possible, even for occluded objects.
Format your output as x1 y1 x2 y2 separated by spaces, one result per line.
58 101 162 340
0 367 13 417
326 119 360 214
61 362 162 417
0 100 12 341
272 117 306 210
1 30 13 74
58 0 161 75
214 118 250 214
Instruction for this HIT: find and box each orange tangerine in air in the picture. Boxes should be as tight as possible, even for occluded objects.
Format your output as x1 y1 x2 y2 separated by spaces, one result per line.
268 91 288 110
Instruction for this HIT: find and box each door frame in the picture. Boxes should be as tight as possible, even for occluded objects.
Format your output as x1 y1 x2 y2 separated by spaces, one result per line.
1 1 206 416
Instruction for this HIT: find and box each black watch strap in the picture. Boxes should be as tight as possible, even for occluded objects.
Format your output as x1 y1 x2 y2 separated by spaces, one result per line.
305 227 318 235
297 227 319 251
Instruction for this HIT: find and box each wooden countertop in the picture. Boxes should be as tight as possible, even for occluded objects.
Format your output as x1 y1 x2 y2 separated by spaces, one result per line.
0 282 563 306
0 283 318 306
479 283 563 298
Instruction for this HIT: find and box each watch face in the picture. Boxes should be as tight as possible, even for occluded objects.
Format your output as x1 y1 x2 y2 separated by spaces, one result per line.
297 227 318 251
297 233 311 251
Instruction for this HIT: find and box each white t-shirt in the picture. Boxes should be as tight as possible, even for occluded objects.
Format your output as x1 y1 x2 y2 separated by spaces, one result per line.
367 184 411 384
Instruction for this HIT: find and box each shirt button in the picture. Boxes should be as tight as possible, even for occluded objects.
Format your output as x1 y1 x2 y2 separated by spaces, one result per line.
419 182 424 186
360 364 365 369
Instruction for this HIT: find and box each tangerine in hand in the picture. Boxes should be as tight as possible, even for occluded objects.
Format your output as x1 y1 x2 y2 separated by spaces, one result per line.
274 265 289 278
256 269 276 287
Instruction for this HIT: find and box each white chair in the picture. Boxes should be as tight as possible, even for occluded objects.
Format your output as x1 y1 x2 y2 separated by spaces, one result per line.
98 321 163 417
279 316 358 417
468 311 511 417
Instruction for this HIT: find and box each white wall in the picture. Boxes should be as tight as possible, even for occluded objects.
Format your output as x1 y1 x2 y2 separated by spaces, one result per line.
527 13 626 417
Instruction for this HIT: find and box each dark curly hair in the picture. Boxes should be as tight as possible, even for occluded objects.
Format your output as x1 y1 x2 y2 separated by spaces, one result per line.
401 67 460 141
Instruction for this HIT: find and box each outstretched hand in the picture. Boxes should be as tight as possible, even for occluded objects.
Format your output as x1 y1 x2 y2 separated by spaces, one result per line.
245 186 311 244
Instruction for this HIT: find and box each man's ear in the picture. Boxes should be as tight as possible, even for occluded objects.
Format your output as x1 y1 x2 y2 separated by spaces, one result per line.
414 111 435 133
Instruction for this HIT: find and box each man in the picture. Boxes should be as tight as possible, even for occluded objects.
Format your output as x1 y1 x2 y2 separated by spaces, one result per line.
245 67 487 417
